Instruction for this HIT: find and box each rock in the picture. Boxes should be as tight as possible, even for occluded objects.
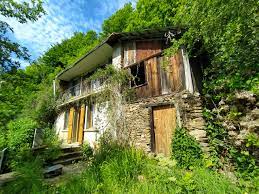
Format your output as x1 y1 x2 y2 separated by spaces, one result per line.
235 91 256 104
228 131 238 137
219 99 225 106
236 130 249 141
189 129 207 138
240 120 259 132
222 121 236 131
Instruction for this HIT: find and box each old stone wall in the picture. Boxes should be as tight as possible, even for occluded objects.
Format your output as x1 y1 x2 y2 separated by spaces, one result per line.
118 90 209 153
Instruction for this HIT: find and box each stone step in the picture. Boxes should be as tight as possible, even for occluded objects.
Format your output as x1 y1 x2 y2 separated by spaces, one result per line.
61 146 81 153
44 164 63 178
57 151 83 161
51 156 83 166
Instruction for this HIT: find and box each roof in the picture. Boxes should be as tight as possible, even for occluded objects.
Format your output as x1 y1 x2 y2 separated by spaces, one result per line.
56 27 183 81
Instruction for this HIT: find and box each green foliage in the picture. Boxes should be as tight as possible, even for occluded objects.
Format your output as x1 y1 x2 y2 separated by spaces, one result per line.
1 158 47 194
0 133 6 150
41 31 98 68
50 143 241 194
82 142 93 160
230 133 259 180
101 3 134 36
171 127 204 168
7 117 37 150
126 0 176 31
0 0 45 71
6 117 37 168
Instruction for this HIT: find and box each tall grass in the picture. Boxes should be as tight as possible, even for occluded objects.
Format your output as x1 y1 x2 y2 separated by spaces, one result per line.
1 142 249 194
52 142 242 194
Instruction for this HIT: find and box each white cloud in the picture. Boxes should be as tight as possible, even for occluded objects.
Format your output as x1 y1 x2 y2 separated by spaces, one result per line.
1 0 135 68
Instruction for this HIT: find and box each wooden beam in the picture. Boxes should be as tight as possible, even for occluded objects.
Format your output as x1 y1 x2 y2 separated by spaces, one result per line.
123 51 163 69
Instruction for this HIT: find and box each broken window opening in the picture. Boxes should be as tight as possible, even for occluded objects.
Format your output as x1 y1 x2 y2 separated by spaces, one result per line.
130 62 146 87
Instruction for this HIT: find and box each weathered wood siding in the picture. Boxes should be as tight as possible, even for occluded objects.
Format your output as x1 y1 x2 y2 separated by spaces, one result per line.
123 42 136 67
136 40 162 62
153 105 176 156
134 50 186 99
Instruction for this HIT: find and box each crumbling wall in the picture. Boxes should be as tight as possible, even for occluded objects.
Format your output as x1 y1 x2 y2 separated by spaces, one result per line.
119 90 208 153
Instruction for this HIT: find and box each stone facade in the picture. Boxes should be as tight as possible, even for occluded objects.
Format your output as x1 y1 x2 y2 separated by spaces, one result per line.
118 90 208 153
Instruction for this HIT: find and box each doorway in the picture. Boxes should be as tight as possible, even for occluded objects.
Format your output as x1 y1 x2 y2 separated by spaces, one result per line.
71 109 80 143
152 105 176 156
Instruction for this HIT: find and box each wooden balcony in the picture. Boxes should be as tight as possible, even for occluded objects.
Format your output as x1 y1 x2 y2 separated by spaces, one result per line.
57 78 105 107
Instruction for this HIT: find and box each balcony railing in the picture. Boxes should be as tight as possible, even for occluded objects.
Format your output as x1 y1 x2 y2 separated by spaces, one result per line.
57 78 105 105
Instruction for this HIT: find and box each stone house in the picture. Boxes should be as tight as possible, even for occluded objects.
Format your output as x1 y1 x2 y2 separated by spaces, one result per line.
54 28 208 156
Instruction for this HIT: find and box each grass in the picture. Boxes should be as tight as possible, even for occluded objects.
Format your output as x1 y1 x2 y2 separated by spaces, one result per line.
1 142 256 194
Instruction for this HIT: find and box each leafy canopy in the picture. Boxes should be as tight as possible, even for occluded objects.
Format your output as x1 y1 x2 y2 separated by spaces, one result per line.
0 0 45 71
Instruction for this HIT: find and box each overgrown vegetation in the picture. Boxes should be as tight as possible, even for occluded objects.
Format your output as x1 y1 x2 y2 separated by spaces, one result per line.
171 127 204 169
1 142 244 194
0 0 258 193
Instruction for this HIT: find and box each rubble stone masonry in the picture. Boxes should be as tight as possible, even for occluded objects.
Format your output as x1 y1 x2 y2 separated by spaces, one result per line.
119 90 209 153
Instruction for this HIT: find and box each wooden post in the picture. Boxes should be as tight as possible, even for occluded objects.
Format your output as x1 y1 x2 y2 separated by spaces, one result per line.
78 104 85 144
67 107 75 144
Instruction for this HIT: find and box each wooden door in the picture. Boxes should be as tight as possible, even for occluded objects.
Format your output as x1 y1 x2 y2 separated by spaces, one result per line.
153 106 176 156
71 109 79 143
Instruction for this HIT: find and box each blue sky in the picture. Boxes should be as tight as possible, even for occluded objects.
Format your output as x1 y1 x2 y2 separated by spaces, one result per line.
1 0 135 68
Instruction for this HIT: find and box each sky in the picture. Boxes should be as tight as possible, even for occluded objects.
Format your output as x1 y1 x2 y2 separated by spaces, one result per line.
1 0 135 68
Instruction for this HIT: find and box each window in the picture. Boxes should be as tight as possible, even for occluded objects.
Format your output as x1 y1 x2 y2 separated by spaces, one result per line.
84 103 94 129
130 62 146 87
63 110 69 130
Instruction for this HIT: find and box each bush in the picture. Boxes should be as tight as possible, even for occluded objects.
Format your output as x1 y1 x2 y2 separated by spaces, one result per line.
171 127 204 168
0 132 6 150
6 117 38 168
1 158 48 194
82 142 93 160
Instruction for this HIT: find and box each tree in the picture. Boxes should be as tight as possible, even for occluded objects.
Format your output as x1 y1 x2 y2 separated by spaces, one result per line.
101 3 133 37
0 0 45 72
41 31 98 68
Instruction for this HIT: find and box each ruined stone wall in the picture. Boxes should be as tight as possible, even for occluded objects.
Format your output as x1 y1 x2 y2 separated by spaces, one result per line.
118 90 209 153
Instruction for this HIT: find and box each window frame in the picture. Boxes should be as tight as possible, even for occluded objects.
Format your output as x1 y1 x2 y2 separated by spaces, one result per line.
84 103 94 130
63 109 69 131
130 61 147 88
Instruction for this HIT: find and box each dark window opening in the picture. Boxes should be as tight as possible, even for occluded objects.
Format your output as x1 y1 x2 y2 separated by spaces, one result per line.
130 62 146 87
63 109 69 130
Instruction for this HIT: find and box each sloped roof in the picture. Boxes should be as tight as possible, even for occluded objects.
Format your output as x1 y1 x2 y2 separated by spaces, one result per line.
56 27 183 81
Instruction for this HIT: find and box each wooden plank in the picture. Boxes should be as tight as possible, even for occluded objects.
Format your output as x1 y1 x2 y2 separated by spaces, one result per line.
153 106 176 156
170 51 185 92
124 42 136 67
158 56 172 94
149 57 160 96
78 104 85 144
67 107 75 144
136 40 162 62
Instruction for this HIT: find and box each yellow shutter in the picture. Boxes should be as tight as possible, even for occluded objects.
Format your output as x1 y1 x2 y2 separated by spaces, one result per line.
67 107 75 144
78 104 85 144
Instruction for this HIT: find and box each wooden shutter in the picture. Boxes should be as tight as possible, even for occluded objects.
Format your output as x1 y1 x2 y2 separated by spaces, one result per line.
78 104 85 144
67 107 75 144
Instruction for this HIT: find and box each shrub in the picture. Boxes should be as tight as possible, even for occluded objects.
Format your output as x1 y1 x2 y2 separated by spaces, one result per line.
171 127 204 168
0 132 6 150
82 142 93 160
1 158 47 194
40 127 62 162
6 117 38 168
